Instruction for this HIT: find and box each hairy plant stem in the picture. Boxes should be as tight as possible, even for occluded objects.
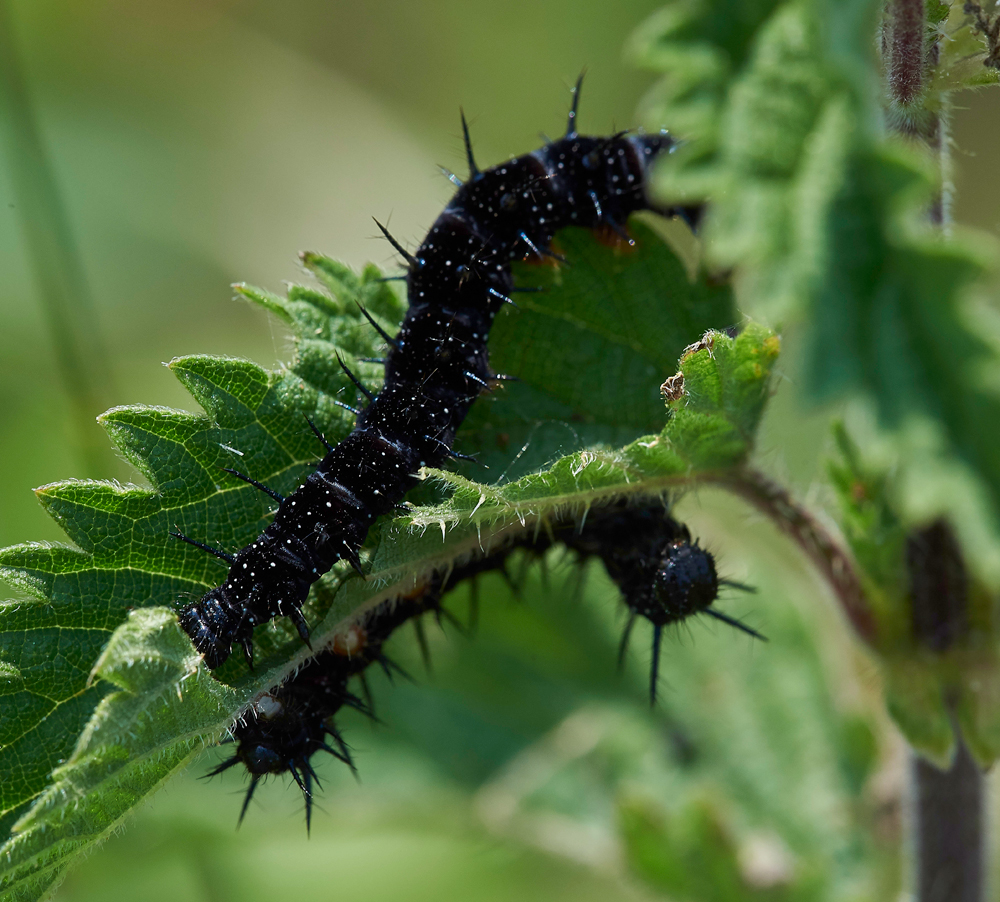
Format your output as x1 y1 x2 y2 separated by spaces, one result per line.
883 2 985 899
0 0 114 475
885 0 929 106
721 467 877 645
912 736 984 902
906 521 984 902
722 468 986 901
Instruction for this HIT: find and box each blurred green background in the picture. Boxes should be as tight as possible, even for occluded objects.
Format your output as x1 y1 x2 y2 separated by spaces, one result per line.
2 1 999 899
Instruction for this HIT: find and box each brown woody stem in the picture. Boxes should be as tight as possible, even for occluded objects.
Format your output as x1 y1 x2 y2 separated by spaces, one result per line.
717 467 878 645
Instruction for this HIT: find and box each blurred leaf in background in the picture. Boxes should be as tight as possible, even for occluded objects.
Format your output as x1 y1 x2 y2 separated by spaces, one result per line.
633 0 1000 587
632 0 1000 785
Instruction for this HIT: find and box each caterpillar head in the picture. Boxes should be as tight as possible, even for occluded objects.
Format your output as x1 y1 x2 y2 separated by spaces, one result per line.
650 540 720 624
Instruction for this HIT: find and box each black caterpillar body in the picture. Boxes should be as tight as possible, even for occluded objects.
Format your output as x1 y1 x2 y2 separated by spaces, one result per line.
177 81 686 670
546 501 760 701
216 499 761 824
208 599 418 829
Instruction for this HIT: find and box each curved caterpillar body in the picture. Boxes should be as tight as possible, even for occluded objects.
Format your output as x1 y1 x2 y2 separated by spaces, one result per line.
547 502 759 701
209 600 418 829
176 81 686 670
216 499 761 824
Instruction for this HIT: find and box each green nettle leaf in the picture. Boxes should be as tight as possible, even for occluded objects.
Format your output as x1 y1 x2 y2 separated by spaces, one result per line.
410 324 780 533
830 425 1000 767
456 221 734 478
807 152 1000 547
0 224 768 900
630 0 1000 777
635 0 1000 580
0 262 401 830
640 0 880 323
826 424 909 628
629 0 786 169
929 3 1000 95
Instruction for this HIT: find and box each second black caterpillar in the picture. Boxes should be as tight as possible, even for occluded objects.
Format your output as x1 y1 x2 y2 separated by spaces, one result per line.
176 80 688 669
214 499 762 826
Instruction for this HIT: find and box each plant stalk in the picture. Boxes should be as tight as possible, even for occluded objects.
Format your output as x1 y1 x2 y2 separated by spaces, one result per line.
885 0 929 106
912 732 985 902
883 0 986 896
722 467 877 645
904 519 985 902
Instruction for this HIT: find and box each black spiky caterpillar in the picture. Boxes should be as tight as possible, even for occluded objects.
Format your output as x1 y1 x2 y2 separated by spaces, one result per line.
216 498 761 825
175 79 690 670
209 596 424 829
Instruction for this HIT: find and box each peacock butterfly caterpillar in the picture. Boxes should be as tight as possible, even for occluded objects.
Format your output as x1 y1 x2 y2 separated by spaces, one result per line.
174 78 693 671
